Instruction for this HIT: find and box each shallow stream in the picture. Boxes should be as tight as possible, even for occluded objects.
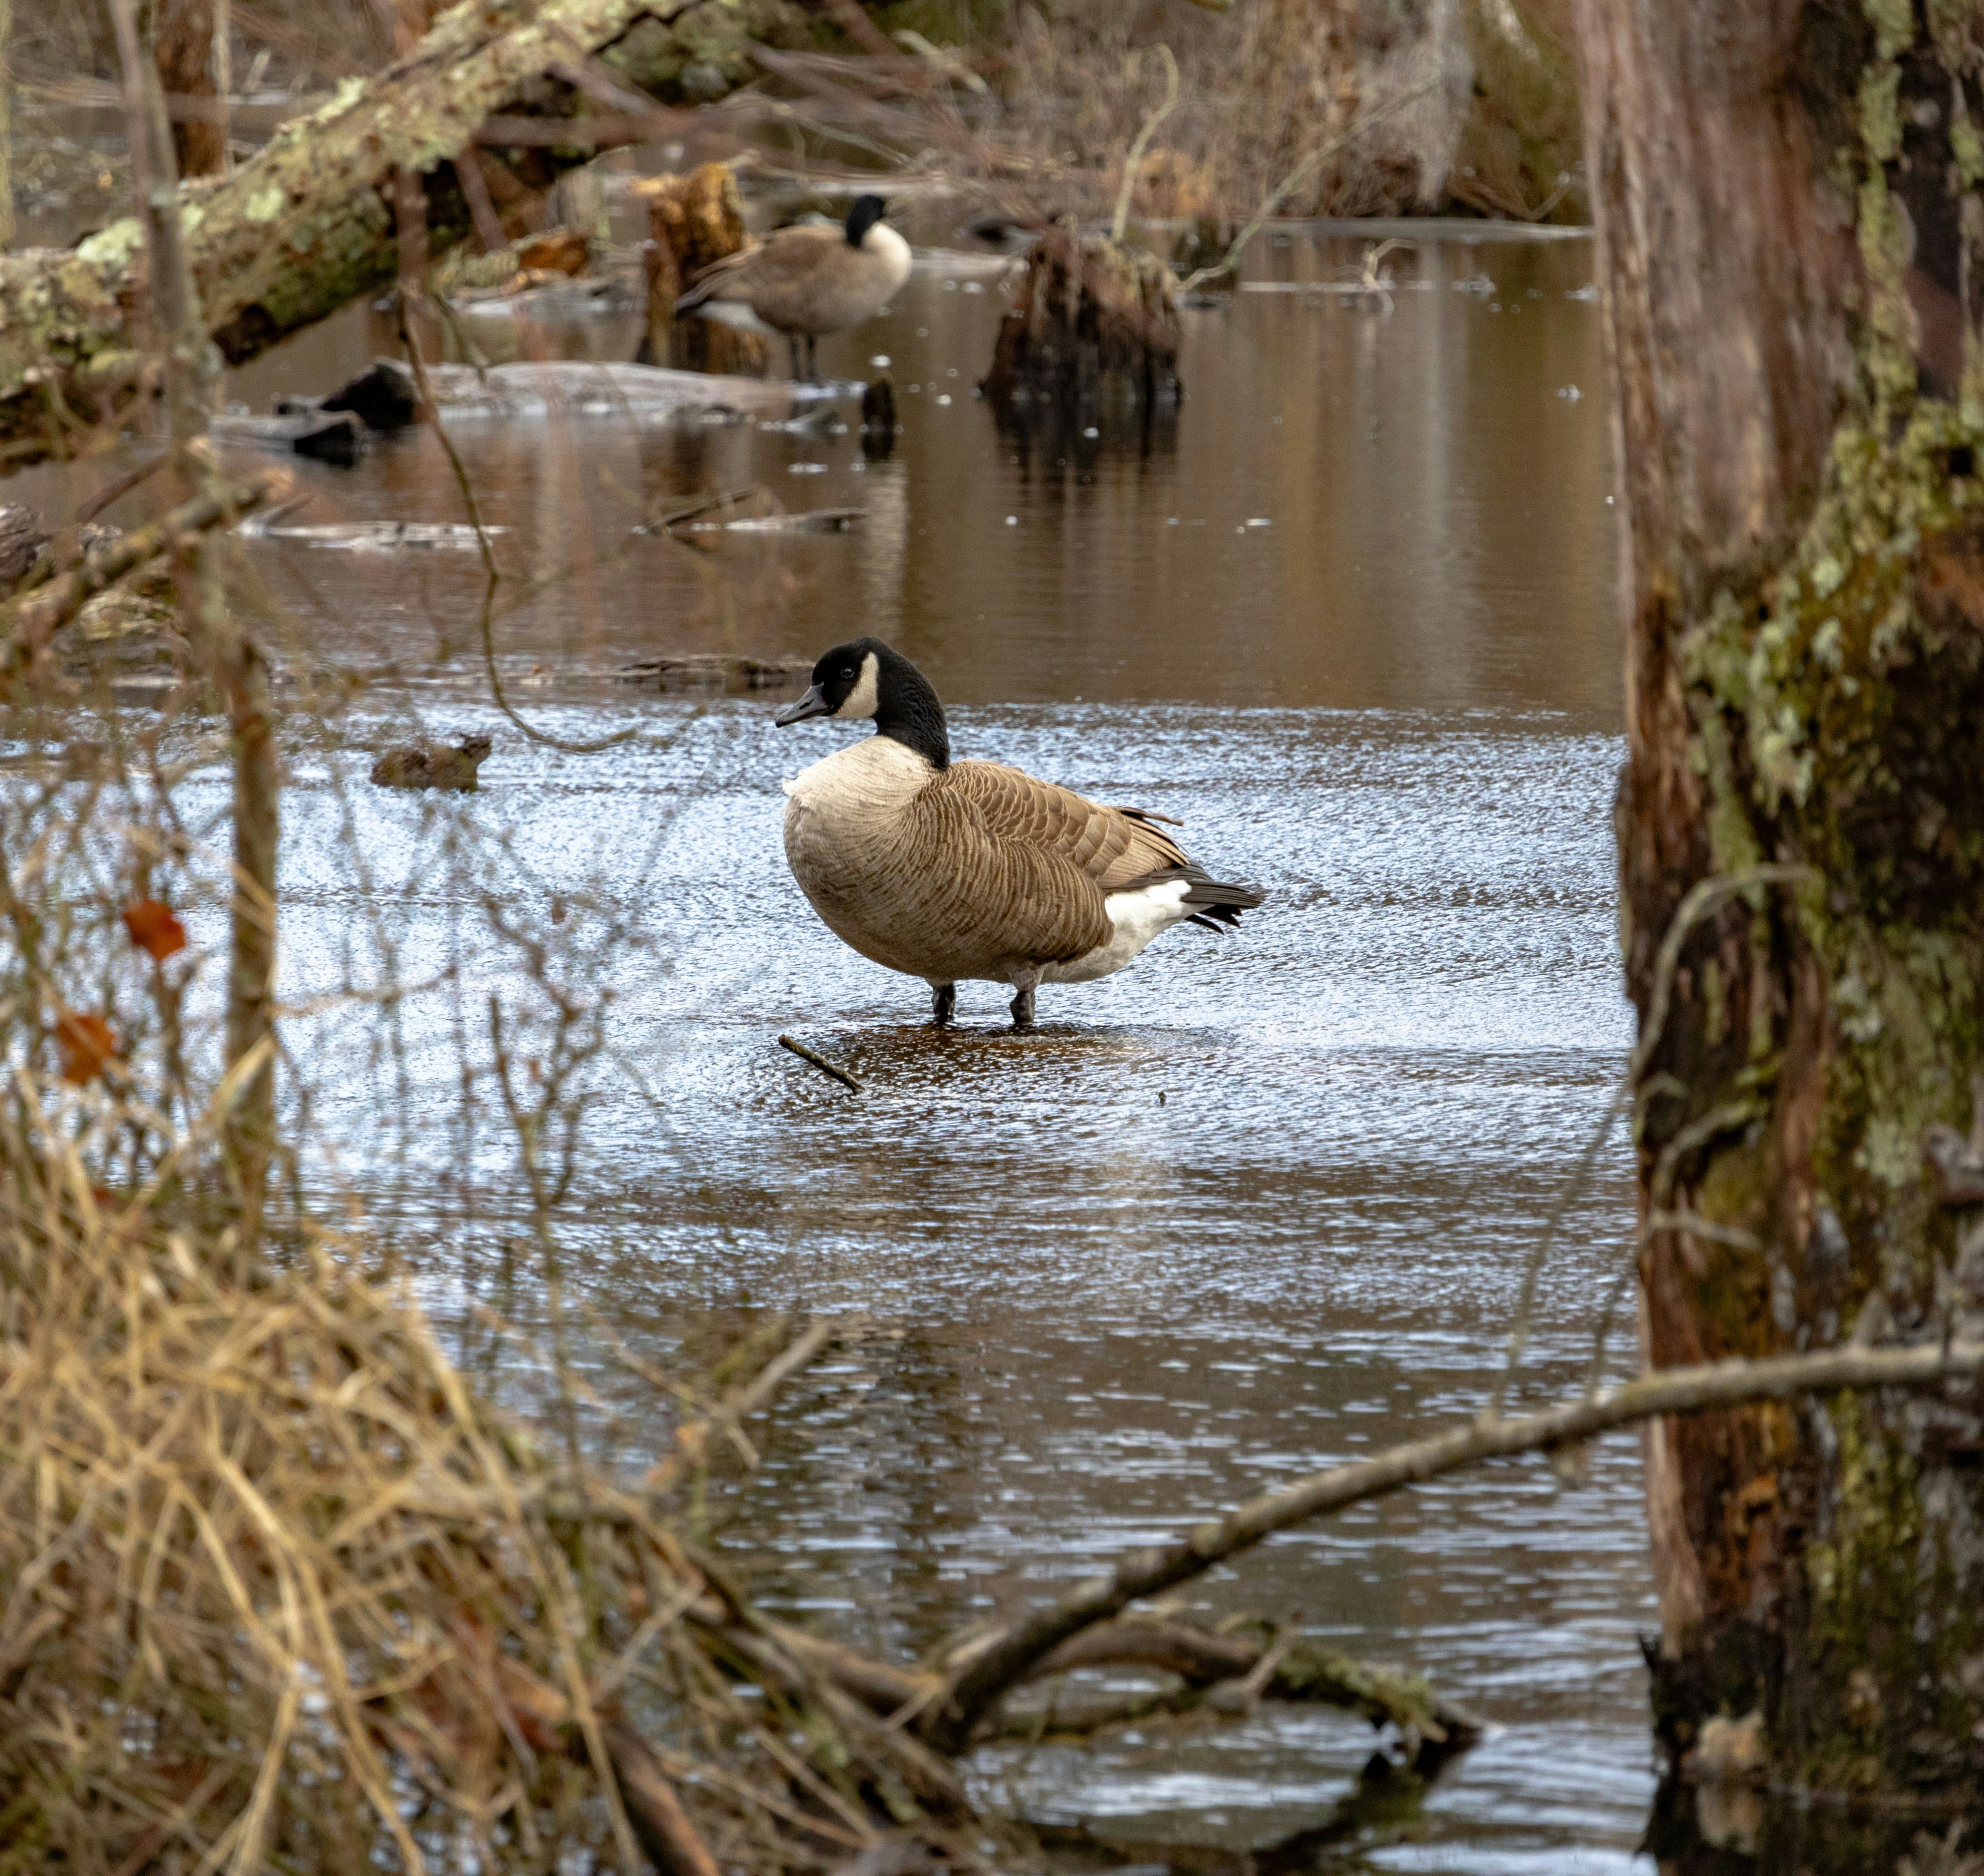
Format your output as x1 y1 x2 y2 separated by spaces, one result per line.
20 212 1646 1871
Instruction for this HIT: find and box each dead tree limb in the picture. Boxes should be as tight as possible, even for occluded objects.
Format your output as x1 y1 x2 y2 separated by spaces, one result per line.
919 1339 1984 1751
1029 1619 1481 1743
0 0 841 468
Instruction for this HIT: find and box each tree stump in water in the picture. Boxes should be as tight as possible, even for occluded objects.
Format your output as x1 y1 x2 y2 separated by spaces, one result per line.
631 165 767 378
980 224 1181 415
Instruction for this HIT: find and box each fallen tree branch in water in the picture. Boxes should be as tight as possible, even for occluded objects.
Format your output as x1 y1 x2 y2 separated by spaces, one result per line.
0 468 284 684
1028 1617 1482 1742
693 1604 1478 1759
919 1339 1984 1751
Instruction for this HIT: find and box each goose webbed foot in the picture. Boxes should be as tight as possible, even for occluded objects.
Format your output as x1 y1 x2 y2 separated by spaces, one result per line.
1008 983 1036 1031
930 984 956 1026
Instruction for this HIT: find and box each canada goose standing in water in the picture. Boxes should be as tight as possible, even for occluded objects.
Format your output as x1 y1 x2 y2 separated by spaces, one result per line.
775 640 1265 1029
673 195 913 381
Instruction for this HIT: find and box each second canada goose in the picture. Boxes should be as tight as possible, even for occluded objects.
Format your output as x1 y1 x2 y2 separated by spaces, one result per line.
673 195 913 381
775 639 1265 1029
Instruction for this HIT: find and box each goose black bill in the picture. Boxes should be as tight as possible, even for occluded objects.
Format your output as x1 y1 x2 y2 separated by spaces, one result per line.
776 685 831 726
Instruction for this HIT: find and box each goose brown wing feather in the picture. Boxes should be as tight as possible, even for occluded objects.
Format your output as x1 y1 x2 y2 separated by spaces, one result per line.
905 762 1194 963
937 762 1191 885
676 224 848 323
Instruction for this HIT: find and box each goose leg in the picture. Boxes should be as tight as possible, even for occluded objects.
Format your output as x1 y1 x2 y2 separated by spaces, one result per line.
787 335 804 380
930 984 955 1026
805 335 819 381
1008 981 1037 1031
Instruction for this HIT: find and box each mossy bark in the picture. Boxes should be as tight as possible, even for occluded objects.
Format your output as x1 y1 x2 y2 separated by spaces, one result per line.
1575 0 1984 1796
0 0 830 471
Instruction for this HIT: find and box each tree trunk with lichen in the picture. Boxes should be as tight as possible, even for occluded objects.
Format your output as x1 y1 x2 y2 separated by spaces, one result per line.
0 0 832 471
1576 0 1984 1802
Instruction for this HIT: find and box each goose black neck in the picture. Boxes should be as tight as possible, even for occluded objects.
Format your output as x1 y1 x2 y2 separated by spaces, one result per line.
846 194 886 248
873 647 949 770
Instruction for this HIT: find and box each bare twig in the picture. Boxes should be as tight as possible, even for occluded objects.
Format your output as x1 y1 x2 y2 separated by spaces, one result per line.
1109 45 1178 245
1178 76 1444 292
496 1665 722 1876
922 1337 1984 1750
396 289 636 757
778 1034 861 1093
646 1316 853 1493
1488 862 1810 1419
71 454 166 533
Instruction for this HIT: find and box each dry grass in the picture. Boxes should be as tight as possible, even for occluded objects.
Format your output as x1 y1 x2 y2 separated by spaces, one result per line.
0 1096 629 1870
0 1079 984 1872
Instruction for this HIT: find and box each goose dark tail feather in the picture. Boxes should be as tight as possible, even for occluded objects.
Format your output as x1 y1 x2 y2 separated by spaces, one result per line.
1125 866 1266 935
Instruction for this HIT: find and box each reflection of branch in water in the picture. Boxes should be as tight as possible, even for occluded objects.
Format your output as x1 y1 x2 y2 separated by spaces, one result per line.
1027 1753 1444 1876
395 287 636 757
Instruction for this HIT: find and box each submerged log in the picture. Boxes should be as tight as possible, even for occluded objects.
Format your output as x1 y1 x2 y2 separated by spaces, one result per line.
1573 0 1984 1798
979 224 1181 415
0 0 837 470
632 164 768 378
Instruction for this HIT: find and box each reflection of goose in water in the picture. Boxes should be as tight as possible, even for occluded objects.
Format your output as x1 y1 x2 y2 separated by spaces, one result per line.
672 196 912 382
775 639 1265 1031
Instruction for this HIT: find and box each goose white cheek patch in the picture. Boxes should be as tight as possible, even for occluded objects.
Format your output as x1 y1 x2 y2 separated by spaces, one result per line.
834 653 881 720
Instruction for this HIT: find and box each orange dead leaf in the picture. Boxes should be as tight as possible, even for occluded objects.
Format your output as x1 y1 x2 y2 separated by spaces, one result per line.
56 1011 117 1085
123 899 188 962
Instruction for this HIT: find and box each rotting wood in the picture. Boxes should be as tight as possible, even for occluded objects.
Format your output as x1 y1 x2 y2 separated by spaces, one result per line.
918 1339 1984 1752
0 0 849 469
632 165 768 378
980 222 1181 414
1028 1618 1481 1743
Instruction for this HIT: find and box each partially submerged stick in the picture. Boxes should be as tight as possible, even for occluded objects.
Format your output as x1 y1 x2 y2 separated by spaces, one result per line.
921 1338 1984 1750
778 1034 861 1093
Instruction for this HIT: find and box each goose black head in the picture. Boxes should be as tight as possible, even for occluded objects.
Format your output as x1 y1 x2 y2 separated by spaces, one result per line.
774 637 949 769
845 194 888 248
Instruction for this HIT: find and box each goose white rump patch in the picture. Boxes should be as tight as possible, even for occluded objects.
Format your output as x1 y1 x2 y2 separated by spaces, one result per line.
695 301 784 341
1041 879 1195 984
